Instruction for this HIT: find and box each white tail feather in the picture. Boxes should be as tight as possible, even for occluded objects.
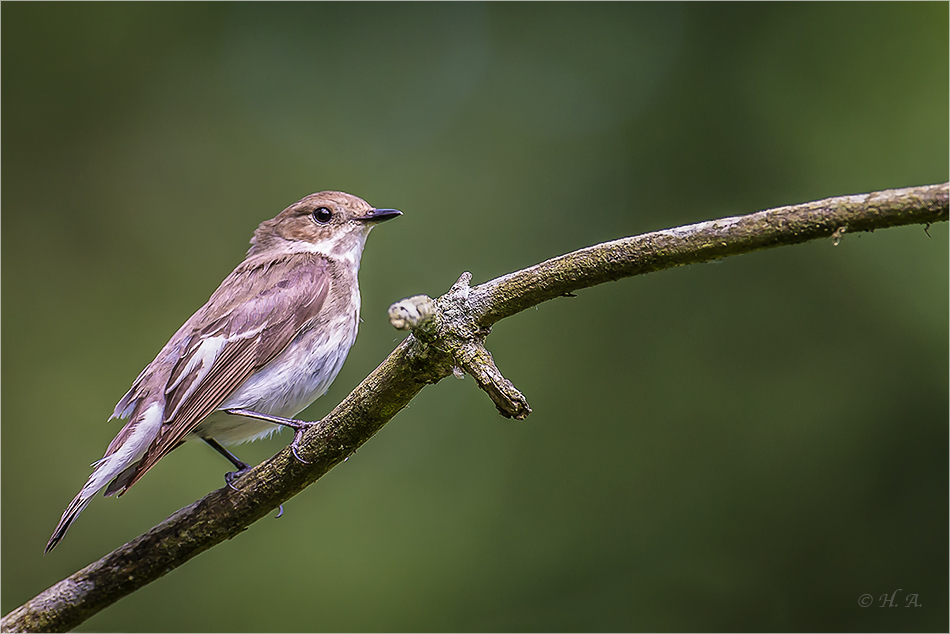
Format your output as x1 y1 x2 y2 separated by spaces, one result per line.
45 402 164 552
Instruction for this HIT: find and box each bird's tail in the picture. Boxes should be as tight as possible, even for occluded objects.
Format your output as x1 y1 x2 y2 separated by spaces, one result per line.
45 402 163 553
45 490 95 553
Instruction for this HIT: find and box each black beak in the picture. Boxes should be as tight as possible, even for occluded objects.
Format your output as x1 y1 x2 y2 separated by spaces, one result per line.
356 208 402 223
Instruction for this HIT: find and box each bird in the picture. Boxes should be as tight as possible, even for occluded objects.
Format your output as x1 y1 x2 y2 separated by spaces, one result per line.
45 191 402 553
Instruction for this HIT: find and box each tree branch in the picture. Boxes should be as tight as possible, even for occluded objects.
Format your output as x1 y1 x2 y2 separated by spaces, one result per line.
4 182 946 633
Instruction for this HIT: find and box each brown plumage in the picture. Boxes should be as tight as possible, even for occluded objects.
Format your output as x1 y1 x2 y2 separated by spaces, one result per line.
46 191 401 552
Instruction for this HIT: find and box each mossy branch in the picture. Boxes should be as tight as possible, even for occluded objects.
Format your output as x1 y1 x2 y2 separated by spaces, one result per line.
3 182 946 633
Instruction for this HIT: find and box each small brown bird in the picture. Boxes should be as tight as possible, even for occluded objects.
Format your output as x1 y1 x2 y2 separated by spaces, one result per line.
46 191 401 552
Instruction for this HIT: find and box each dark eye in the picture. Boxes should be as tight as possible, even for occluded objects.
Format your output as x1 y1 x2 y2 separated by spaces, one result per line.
312 207 333 224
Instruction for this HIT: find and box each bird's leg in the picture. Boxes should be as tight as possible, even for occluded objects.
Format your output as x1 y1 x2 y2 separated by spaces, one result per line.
203 437 251 471
224 408 317 465
205 436 284 516
202 437 253 491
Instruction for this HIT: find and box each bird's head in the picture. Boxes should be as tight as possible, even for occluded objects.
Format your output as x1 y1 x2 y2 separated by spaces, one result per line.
248 191 402 263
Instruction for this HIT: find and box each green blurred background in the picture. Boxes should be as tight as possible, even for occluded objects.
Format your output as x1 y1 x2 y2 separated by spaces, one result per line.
2 3 947 632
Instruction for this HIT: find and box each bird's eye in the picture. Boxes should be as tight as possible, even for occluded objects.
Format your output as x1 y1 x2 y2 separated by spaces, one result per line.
313 207 333 224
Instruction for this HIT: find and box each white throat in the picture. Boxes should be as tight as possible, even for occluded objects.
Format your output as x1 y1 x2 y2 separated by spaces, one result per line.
289 227 371 271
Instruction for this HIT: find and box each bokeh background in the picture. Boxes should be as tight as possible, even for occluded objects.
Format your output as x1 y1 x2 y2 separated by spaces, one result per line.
2 3 947 632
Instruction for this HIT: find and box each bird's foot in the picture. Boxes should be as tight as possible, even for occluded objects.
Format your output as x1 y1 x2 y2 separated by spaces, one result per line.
203 437 253 490
224 465 252 492
288 425 317 464
224 408 319 465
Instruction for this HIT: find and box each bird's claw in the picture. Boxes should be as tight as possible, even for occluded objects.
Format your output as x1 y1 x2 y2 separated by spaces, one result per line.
290 429 312 464
223 408 318 465
224 466 252 492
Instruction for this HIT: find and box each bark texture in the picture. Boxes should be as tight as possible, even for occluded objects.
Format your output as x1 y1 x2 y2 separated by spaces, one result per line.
4 182 946 633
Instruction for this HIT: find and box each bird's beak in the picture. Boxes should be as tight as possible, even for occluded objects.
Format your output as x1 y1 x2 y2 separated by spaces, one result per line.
356 208 402 223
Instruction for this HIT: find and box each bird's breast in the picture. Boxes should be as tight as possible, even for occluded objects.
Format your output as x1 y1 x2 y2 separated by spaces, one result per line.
198 307 361 445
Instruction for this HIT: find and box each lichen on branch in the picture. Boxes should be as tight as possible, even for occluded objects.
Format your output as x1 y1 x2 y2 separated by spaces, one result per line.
3 182 946 634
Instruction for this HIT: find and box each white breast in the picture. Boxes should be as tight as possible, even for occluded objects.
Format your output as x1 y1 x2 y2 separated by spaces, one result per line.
195 307 360 445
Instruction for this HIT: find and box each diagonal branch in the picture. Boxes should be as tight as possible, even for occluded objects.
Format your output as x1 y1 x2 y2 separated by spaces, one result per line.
469 183 948 325
3 182 946 633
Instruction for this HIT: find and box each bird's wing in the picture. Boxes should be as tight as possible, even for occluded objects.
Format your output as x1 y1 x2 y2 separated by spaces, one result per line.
122 252 330 491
